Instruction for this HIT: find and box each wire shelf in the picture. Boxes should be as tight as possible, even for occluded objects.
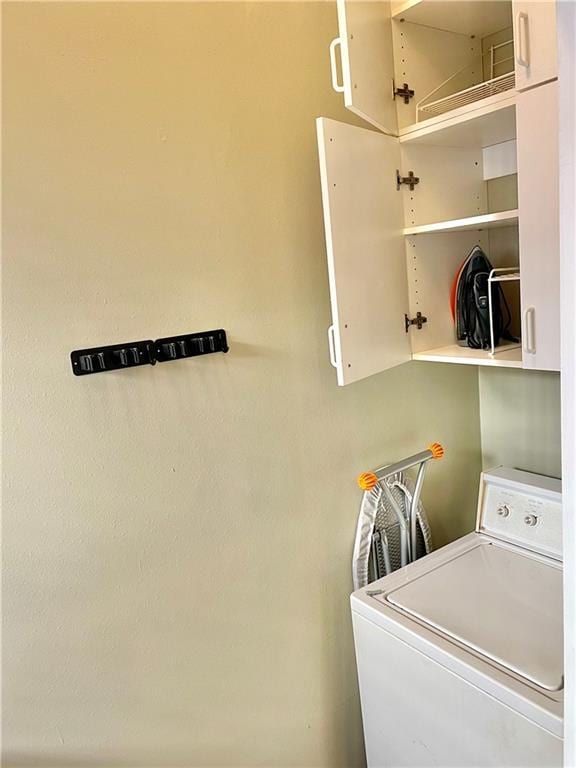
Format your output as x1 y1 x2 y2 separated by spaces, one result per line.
419 72 515 119
417 35 515 122
488 268 521 357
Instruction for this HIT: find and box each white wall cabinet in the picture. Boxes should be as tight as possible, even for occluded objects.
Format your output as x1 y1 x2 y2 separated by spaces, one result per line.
517 80 560 371
318 0 560 385
513 0 557 92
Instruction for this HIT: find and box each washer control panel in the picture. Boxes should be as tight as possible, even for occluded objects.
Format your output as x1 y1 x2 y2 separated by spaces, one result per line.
478 467 562 559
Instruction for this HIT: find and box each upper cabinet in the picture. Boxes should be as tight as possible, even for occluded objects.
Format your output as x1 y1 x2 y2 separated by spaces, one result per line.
333 0 518 137
319 0 560 385
317 114 524 379
513 1 557 91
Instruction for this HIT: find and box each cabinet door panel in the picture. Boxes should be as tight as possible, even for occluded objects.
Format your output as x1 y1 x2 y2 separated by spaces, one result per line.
316 118 410 385
513 0 557 91
333 0 398 135
517 81 559 371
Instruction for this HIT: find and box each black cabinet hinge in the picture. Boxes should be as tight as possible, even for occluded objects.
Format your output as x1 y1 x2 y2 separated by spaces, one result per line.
397 170 420 191
394 82 415 104
405 312 428 332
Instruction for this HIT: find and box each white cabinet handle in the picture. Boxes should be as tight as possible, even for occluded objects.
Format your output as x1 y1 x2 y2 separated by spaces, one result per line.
329 38 345 94
516 12 530 68
327 325 339 368
523 307 536 354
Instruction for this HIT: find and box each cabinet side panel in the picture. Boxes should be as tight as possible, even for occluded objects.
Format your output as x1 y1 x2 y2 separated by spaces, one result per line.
392 21 481 130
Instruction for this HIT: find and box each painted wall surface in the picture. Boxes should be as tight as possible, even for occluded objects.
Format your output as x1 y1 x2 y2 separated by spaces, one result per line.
2 3 482 766
479 369 562 478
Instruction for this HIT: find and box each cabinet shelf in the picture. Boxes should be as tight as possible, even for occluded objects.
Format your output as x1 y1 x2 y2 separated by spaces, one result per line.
413 343 523 368
403 209 519 236
399 93 516 148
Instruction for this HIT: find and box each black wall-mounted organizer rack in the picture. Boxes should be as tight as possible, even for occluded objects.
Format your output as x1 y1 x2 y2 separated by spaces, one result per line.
71 329 229 376
154 330 228 363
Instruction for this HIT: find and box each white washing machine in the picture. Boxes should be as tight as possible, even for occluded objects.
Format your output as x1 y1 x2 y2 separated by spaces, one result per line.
351 467 563 768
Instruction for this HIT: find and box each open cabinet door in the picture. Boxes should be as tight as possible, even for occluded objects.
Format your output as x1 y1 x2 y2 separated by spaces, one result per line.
332 0 398 135
317 118 410 386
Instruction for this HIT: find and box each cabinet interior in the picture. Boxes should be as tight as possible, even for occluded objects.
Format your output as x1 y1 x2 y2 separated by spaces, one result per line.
398 119 521 366
390 0 514 130
345 0 523 368
407 223 521 365
391 0 521 366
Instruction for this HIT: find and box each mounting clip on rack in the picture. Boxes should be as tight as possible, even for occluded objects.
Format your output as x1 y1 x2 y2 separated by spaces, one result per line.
405 312 428 332
397 170 420 191
394 82 414 104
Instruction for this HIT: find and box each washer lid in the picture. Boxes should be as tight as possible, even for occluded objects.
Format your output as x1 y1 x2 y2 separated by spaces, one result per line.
385 542 563 691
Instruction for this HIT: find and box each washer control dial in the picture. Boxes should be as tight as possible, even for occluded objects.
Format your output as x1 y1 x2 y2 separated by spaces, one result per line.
524 514 538 527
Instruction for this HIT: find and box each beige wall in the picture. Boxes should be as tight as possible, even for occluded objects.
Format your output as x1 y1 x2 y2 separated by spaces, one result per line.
2 3 483 766
479 369 562 478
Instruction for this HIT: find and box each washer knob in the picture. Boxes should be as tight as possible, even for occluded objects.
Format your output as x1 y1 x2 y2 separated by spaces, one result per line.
524 514 538 527
497 505 510 517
